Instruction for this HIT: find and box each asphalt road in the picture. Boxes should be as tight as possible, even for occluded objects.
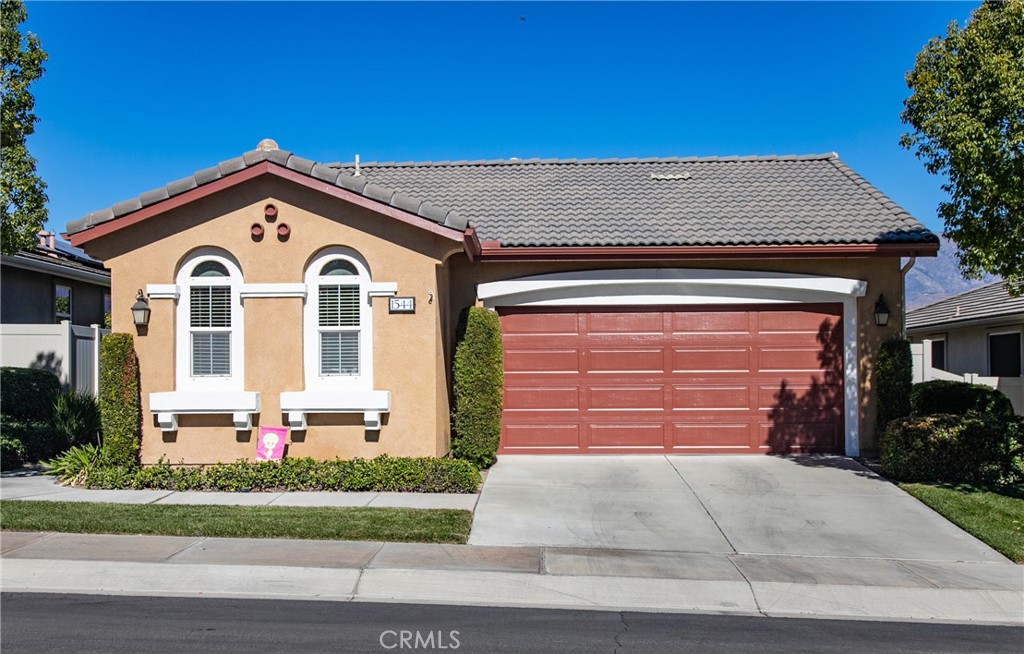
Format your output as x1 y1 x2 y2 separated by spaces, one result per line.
1 593 1020 654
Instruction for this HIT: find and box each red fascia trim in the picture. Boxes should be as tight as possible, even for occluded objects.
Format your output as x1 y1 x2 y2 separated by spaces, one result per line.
476 242 939 261
463 228 482 260
67 162 465 247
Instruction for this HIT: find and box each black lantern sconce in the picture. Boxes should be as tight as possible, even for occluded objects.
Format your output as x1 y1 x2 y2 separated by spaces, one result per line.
874 295 891 327
131 289 151 327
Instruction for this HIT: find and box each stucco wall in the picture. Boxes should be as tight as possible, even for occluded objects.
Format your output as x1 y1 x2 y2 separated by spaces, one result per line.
0 264 108 327
85 177 459 465
910 320 1024 376
446 255 906 455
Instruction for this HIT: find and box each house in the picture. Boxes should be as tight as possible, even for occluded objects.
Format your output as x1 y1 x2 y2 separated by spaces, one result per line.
907 281 1023 413
0 231 111 392
63 140 938 464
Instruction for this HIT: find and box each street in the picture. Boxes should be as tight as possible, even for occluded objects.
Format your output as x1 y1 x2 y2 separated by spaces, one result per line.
1 593 1020 654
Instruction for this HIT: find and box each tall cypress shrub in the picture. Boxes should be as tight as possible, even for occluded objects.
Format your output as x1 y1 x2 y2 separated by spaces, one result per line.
876 338 912 443
99 333 141 467
452 307 503 468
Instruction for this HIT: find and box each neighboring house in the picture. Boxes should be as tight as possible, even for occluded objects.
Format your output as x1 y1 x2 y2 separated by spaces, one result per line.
0 232 111 393
64 140 938 464
907 281 1024 413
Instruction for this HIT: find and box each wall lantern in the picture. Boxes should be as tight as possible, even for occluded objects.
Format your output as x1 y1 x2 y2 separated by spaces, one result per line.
131 289 151 327
874 295 891 327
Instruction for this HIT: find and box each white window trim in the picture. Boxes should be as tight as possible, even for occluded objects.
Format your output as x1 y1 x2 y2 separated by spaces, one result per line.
302 247 374 391
478 268 868 457
174 248 245 392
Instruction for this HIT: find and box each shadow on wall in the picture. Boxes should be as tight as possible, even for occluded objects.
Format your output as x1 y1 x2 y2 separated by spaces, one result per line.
767 318 843 454
29 352 63 381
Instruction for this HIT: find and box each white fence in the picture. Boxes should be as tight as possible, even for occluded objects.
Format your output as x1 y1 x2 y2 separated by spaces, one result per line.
0 321 110 395
911 341 1024 414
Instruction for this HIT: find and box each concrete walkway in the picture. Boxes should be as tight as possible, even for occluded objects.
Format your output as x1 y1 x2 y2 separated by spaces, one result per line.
0 475 478 511
2 531 1021 625
470 455 1010 563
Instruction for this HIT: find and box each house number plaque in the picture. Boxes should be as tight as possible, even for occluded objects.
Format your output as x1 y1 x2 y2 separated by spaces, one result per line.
389 297 416 314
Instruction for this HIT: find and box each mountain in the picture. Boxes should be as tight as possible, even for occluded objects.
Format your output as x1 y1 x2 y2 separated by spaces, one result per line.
905 237 997 310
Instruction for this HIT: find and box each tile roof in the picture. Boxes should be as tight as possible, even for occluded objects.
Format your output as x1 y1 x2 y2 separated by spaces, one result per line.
67 145 936 248
906 281 1024 331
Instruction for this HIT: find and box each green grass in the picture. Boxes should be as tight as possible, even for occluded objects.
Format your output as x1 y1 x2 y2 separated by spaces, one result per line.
0 501 472 544
900 482 1024 563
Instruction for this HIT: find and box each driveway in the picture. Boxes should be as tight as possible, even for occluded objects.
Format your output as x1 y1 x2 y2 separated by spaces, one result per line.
469 455 1008 563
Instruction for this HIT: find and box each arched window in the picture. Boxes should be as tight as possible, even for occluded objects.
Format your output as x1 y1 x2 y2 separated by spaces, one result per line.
304 247 372 389
175 249 244 390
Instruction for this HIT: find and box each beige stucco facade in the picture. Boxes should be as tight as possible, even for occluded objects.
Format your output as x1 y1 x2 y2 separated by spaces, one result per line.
81 174 907 463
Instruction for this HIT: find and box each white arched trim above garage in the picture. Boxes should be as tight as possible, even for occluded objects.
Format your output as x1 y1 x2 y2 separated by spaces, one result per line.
478 268 868 457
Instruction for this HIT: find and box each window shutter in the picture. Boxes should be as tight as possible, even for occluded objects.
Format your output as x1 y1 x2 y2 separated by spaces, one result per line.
320 332 360 375
191 286 231 327
192 332 231 376
319 285 360 327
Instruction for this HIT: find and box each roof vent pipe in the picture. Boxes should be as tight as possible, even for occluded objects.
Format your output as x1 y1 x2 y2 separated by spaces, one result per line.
354 154 361 177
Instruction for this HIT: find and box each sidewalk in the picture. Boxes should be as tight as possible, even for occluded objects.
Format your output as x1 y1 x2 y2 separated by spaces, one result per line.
0 475 478 511
2 531 1021 626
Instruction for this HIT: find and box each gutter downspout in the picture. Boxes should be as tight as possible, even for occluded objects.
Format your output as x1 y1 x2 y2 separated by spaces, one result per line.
901 256 917 338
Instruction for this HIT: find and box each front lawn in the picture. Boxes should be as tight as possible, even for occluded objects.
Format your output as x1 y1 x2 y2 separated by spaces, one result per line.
900 482 1024 563
0 501 472 544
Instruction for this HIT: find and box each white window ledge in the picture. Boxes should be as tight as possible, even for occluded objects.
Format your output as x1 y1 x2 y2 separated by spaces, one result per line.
280 390 391 431
150 391 261 432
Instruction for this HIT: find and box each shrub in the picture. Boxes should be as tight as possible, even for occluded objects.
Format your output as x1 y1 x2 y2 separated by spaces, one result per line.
46 443 102 484
53 389 102 448
0 367 60 421
1 418 68 463
875 339 912 441
881 413 1022 484
74 455 481 493
1 435 26 470
451 307 503 468
911 379 1014 419
98 333 141 467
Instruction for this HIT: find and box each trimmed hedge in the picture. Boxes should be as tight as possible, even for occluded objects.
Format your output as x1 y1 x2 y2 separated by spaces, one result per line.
98 333 141 467
881 413 1023 484
78 455 481 493
451 307 503 468
1 435 26 469
2 418 68 463
1 367 60 421
911 379 1015 419
875 339 912 440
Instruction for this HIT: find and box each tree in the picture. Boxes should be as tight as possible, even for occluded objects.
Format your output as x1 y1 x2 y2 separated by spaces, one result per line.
900 0 1024 292
1 0 48 255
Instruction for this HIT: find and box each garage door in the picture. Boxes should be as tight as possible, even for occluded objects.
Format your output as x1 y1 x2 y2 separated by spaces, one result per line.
499 304 844 454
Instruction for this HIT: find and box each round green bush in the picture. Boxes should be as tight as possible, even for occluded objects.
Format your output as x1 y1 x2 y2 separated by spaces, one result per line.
0 367 60 421
1 418 69 463
911 379 1014 419
881 413 1020 484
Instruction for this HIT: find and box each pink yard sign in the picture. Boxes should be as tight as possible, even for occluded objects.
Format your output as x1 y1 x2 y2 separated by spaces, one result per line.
255 426 287 461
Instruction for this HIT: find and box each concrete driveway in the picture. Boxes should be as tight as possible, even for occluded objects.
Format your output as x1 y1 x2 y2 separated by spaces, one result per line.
469 455 1009 563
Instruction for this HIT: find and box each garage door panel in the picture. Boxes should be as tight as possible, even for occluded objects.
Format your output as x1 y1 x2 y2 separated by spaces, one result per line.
758 309 839 333
589 423 665 448
588 348 665 373
587 312 664 335
502 423 581 449
672 347 751 372
505 348 580 373
589 386 665 410
499 305 843 455
672 311 750 333
673 385 750 410
672 423 752 448
505 386 580 411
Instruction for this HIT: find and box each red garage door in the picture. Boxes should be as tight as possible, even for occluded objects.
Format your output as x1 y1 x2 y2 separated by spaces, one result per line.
499 305 844 455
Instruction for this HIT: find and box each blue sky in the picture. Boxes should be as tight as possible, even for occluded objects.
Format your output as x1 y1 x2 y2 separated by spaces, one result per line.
24 1 976 235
